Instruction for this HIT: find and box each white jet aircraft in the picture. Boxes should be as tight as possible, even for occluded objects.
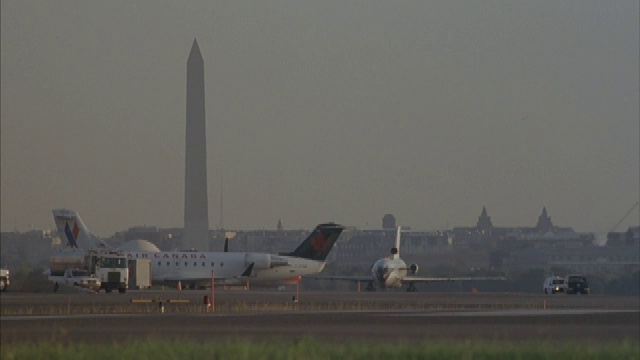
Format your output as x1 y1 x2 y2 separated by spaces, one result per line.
315 226 505 292
52 209 344 289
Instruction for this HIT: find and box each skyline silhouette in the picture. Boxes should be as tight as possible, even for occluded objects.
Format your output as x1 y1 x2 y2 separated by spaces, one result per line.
1 1 638 236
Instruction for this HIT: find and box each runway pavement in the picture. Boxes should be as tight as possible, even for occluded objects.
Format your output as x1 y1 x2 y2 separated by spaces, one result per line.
1 290 638 345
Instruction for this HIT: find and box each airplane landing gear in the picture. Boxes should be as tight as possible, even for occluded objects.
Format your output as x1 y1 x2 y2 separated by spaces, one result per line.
406 283 418 292
365 282 376 292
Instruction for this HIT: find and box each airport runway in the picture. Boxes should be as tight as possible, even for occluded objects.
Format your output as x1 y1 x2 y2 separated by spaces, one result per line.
1 290 639 345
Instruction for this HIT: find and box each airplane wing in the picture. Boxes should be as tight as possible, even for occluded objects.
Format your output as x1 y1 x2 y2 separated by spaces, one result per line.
309 275 373 282
311 275 506 283
402 276 507 283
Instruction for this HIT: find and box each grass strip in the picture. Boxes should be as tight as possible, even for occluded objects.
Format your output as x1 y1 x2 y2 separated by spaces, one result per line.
2 338 638 360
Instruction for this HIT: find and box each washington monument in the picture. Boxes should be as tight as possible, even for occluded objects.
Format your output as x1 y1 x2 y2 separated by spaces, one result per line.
184 39 210 251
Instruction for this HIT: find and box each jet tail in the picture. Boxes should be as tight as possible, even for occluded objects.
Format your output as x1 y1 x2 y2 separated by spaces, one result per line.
391 226 401 260
52 209 109 249
285 223 344 261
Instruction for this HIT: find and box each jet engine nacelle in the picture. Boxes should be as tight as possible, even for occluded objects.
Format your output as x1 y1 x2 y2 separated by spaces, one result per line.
245 253 271 270
408 263 419 275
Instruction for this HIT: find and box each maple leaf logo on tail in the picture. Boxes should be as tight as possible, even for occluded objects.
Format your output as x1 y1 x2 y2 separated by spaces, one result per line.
286 223 344 261
311 231 328 251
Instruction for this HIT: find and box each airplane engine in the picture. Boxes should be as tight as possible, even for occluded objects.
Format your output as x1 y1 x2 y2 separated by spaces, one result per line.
245 253 271 270
409 263 419 275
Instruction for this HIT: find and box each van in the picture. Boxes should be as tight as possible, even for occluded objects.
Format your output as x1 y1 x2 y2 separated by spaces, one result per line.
543 276 565 294
564 275 589 295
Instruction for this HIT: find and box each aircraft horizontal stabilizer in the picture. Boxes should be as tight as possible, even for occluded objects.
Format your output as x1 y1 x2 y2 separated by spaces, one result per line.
241 263 254 277
403 276 507 283
310 275 372 283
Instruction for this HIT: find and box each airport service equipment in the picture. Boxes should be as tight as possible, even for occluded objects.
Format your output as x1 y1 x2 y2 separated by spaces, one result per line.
53 268 101 293
0 268 9 292
49 249 129 293
128 259 152 290
564 275 589 295
543 276 565 294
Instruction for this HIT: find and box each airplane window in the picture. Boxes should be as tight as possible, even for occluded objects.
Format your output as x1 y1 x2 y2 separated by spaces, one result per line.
221 262 224 267
211 262 214 267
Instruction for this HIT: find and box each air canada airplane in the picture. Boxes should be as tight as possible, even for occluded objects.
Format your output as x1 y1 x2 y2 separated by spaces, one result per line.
315 226 505 292
51 209 344 289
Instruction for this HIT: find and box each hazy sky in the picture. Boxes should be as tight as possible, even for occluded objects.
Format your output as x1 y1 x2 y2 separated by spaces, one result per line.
2 1 638 237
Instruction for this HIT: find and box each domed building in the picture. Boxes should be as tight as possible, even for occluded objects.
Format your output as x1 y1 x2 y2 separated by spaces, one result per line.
117 239 161 253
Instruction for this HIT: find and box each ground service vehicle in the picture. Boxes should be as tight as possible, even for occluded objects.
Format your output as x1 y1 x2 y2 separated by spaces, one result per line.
53 269 101 293
49 250 129 293
543 276 565 294
128 259 152 290
564 275 589 295
90 251 129 293
0 268 9 292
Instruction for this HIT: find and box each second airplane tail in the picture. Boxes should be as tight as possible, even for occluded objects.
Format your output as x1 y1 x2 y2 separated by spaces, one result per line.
52 209 108 249
285 223 344 261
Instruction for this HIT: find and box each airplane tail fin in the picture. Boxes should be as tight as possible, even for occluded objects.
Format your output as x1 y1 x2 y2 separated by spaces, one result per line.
391 226 401 260
285 223 344 261
52 209 108 249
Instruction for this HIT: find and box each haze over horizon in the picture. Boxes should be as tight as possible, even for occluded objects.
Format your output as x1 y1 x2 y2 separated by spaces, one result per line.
2 1 638 237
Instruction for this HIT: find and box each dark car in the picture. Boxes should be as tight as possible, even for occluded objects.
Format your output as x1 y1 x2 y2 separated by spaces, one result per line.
564 275 589 294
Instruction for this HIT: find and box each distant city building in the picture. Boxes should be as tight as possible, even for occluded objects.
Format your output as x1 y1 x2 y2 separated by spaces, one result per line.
454 207 592 249
221 229 316 259
3 206 636 282
382 214 396 229
476 206 493 235
503 243 640 275
333 228 453 267
0 230 55 269
535 207 553 233
124 226 160 243
607 226 640 246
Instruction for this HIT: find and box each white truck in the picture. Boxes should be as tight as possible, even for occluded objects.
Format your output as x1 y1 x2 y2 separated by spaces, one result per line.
49 250 129 293
53 268 101 293
543 275 565 294
0 268 9 292
89 250 129 293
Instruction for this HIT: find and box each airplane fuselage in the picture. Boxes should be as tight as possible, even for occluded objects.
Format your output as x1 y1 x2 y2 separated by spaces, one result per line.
50 209 343 290
125 250 326 287
371 257 408 289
